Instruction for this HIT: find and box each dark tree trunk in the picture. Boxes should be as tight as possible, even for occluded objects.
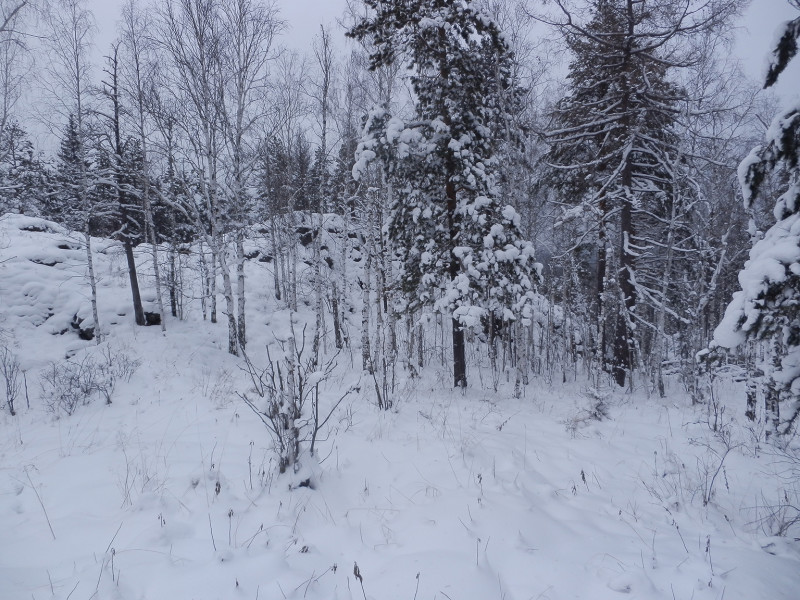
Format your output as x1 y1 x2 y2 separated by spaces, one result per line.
613 1 636 388
169 246 178 318
596 197 607 369
124 238 145 326
331 281 343 349
452 317 466 388
210 249 217 324
447 180 467 388
106 46 145 327
745 381 757 422
236 231 246 351
613 191 635 387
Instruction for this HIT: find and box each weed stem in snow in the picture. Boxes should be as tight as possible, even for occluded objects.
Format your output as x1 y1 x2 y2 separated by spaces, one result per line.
25 467 55 540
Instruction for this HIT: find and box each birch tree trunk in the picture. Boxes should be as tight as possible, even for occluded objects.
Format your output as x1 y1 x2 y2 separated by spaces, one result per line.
361 211 372 373
45 0 101 343
236 232 246 349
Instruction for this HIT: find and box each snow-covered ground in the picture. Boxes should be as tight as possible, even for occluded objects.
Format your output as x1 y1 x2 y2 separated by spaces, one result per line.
1 213 798 600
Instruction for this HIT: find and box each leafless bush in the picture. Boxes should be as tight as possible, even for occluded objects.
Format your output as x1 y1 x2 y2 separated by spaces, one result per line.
41 345 140 415
240 318 358 476
752 488 800 537
99 343 140 383
41 355 97 415
564 387 611 437
691 435 741 507
749 447 800 537
1 345 21 416
195 367 235 407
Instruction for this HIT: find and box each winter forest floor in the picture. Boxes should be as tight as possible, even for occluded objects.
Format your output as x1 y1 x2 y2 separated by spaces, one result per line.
1 213 799 600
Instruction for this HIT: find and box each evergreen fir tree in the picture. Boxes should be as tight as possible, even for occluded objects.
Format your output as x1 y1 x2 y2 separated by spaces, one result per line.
543 0 721 387
0 122 48 216
51 114 92 230
292 132 312 212
349 0 539 388
714 5 800 435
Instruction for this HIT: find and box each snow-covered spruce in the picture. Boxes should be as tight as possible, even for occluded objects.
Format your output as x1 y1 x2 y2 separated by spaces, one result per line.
349 0 540 387
714 10 800 436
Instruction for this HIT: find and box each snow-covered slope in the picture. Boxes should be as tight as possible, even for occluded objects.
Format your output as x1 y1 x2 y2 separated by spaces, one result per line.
1 214 798 600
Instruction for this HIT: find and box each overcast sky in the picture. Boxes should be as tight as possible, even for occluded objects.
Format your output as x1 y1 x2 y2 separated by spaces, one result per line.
91 0 350 56
737 0 800 99
88 0 799 102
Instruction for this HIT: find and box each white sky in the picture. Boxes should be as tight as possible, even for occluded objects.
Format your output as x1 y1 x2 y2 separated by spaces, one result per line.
91 0 349 56
737 0 800 100
89 0 799 100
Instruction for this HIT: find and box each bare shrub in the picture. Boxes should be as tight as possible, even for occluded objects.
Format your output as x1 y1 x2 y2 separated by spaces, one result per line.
564 387 611 437
1 345 21 416
99 343 141 383
195 367 235 407
240 317 357 475
752 488 800 537
750 448 800 537
41 355 98 415
41 345 140 415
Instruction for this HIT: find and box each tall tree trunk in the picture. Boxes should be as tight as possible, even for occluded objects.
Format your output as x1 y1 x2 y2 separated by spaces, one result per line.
331 280 343 349
446 179 467 388
385 225 397 393
361 227 372 373
270 214 282 301
169 244 178 318
613 186 635 388
143 190 166 333
199 238 208 321
596 200 607 372
214 232 239 356
84 227 101 344
236 230 246 350
613 4 636 388
312 25 332 366
119 9 166 333
312 219 324 365
210 247 218 323
651 171 680 398
287 212 298 311
334 204 351 350
105 48 145 327
123 238 145 326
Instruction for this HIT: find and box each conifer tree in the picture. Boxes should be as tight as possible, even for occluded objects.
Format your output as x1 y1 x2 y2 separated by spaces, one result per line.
542 0 742 387
100 45 147 326
714 4 800 435
349 0 539 388
52 114 91 230
0 122 48 216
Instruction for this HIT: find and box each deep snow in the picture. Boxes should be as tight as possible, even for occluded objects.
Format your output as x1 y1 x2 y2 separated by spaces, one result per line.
1 213 798 600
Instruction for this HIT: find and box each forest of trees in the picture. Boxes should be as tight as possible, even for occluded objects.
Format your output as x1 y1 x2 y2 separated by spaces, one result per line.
1 0 799 448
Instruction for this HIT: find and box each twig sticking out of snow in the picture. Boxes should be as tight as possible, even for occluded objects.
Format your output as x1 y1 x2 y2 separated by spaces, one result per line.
24 466 55 540
353 562 367 600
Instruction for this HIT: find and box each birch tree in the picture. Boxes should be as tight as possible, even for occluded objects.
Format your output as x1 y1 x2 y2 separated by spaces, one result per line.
0 1 30 143
43 0 102 343
219 0 282 351
309 24 334 366
157 0 239 354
